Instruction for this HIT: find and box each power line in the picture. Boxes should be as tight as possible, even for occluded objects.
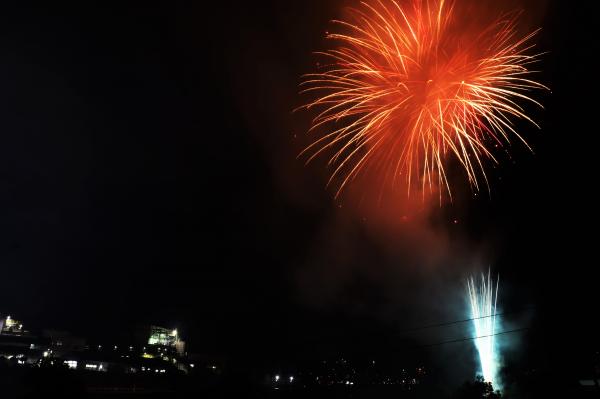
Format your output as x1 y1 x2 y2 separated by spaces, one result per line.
399 307 535 334
422 327 529 347
297 308 534 347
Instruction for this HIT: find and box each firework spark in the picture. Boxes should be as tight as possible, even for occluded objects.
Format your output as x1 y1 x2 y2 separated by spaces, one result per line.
467 271 500 388
300 0 546 199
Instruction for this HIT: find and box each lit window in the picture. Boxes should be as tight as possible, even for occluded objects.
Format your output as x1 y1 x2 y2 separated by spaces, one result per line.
64 360 78 369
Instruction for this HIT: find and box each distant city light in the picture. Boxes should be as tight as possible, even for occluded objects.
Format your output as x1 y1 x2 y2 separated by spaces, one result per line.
65 360 78 369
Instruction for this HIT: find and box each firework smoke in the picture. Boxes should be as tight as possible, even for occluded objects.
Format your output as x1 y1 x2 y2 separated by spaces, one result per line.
300 0 546 200
467 271 500 388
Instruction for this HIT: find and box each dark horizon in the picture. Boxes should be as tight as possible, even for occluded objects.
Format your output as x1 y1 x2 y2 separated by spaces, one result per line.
0 1 597 392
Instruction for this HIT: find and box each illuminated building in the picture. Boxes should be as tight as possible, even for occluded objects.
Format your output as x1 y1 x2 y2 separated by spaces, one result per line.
146 325 186 356
148 326 178 346
0 316 194 374
1 315 25 335
0 315 49 363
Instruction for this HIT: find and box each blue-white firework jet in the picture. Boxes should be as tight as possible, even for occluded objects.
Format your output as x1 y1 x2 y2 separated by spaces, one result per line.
467 271 500 387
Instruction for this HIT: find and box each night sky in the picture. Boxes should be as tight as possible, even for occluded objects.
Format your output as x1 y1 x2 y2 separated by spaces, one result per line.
0 0 597 379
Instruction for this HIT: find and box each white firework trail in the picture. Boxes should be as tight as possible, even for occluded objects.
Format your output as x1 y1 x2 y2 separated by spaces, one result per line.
467 271 500 388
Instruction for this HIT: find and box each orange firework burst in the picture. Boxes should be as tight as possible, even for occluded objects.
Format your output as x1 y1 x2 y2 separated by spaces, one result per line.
300 0 547 200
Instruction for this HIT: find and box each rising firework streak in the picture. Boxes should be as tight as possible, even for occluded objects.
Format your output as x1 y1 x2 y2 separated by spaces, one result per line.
467 271 500 388
300 0 547 199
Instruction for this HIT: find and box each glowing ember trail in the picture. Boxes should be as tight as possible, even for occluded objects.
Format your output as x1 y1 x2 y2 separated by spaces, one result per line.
467 271 500 388
300 0 546 199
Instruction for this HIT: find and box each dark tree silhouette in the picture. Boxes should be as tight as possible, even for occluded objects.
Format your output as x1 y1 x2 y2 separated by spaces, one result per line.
453 376 502 399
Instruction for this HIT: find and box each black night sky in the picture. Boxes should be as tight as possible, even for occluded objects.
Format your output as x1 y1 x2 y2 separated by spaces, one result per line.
0 0 597 388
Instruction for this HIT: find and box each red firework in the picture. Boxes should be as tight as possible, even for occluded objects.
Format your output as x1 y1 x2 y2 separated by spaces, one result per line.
300 0 547 200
